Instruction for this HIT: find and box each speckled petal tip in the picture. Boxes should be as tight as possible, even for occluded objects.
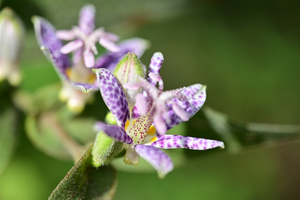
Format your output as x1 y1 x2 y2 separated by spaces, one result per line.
147 52 164 86
95 68 129 128
94 122 133 144
165 84 206 130
149 135 225 150
135 145 173 179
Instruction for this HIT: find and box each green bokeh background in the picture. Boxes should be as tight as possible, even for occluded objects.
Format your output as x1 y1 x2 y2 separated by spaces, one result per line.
1 0 300 199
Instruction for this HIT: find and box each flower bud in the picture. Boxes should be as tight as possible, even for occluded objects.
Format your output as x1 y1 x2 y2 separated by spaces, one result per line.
113 53 145 110
0 8 24 86
92 131 123 167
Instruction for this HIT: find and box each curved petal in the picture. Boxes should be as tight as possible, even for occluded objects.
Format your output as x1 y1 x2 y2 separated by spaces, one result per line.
148 135 224 150
94 38 149 72
147 52 164 86
99 37 120 52
94 122 133 144
79 4 95 35
32 16 70 79
56 30 76 40
60 39 83 54
165 84 206 130
118 38 149 58
94 68 129 128
135 145 173 179
72 82 98 94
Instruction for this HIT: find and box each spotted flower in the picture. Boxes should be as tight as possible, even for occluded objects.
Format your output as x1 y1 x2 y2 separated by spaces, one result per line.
32 5 148 112
94 52 224 178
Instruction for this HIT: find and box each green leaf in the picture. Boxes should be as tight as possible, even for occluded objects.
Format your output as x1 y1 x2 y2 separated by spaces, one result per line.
187 106 300 154
49 145 117 200
25 114 72 160
0 105 18 176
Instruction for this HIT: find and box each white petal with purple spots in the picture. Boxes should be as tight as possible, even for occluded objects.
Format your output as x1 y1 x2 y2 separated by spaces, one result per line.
96 68 129 128
165 84 206 130
147 52 164 86
148 135 224 150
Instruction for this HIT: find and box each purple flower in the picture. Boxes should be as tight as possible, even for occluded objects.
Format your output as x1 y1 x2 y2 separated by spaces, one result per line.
32 5 148 112
94 52 224 178
56 5 120 68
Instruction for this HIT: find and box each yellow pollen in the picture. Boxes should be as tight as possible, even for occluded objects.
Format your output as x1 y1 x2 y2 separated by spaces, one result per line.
66 68 72 78
125 119 137 131
147 125 156 135
150 137 158 142
88 74 96 84
125 120 129 131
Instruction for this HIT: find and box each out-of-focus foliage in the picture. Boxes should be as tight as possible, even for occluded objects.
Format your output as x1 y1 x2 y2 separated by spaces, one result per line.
0 84 18 175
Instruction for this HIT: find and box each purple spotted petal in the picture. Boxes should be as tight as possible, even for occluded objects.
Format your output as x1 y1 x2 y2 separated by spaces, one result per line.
94 122 133 144
148 135 224 150
165 84 206 130
147 52 164 86
32 16 70 79
72 82 98 94
79 5 95 35
95 68 129 128
94 38 149 72
135 145 173 178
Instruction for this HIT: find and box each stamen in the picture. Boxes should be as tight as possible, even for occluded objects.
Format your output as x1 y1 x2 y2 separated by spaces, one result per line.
150 136 158 142
172 101 189 121
125 120 129 131
148 72 164 91
147 125 156 135
135 93 148 115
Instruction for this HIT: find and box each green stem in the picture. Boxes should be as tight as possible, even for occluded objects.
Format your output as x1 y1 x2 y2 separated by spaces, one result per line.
43 112 85 162
246 123 300 135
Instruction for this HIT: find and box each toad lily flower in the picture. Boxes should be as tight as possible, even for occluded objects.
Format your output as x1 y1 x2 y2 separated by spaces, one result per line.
56 5 120 68
94 53 225 178
32 5 148 112
0 7 24 86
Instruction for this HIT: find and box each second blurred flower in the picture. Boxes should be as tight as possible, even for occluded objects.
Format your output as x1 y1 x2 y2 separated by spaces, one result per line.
32 4 148 113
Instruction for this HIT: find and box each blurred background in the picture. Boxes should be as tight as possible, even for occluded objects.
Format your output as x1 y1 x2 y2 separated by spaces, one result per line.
1 0 300 199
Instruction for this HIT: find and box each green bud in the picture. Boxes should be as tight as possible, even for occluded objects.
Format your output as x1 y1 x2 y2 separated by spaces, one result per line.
92 112 121 167
113 53 145 110
92 131 123 167
0 8 24 86
105 112 117 125
113 52 145 84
